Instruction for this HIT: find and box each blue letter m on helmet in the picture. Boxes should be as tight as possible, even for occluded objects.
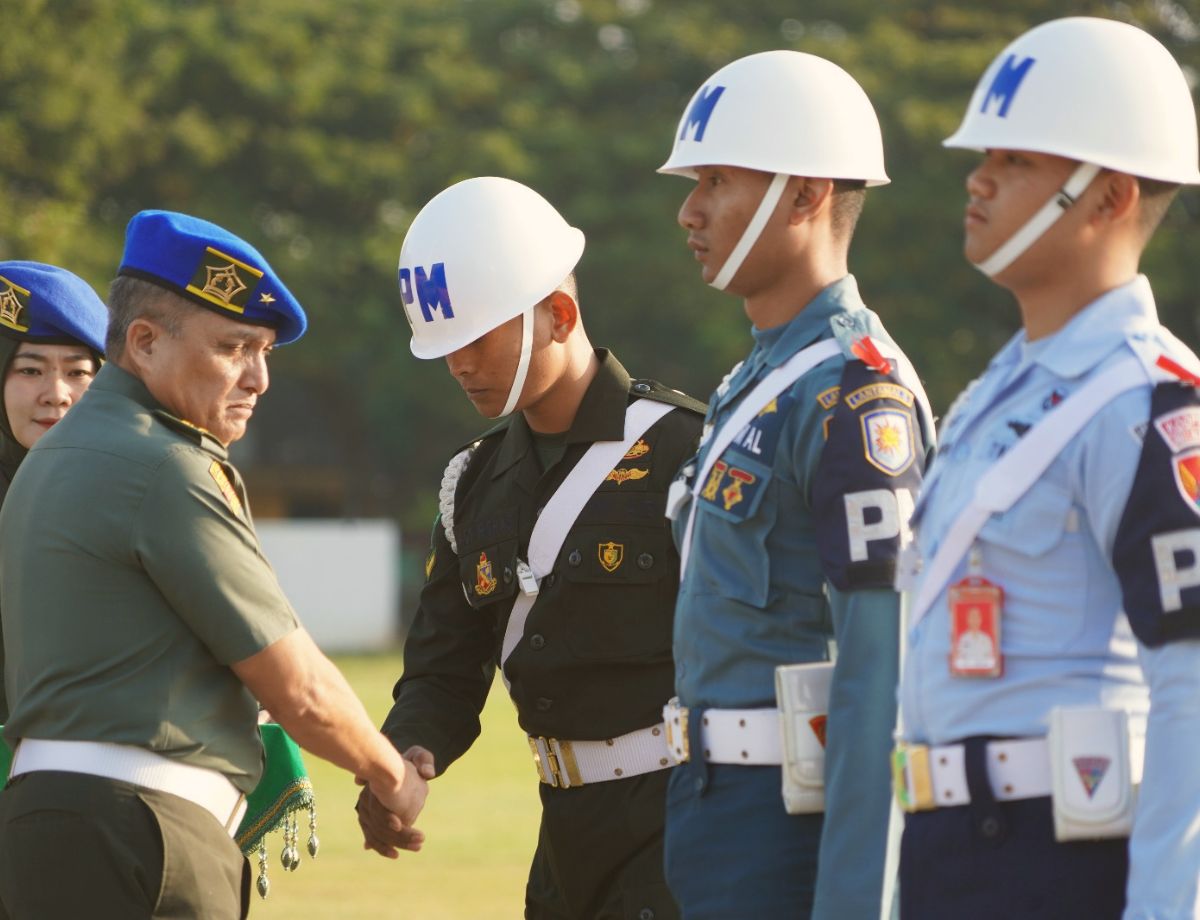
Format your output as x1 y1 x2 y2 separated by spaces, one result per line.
399 263 454 322
981 54 1036 118
679 85 726 142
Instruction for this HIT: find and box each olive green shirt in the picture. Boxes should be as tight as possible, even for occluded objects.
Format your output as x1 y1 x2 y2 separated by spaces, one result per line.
0 363 298 792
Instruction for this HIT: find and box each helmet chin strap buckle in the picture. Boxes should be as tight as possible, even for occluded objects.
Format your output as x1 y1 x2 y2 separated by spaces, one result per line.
973 161 1101 278
492 306 536 418
709 172 791 291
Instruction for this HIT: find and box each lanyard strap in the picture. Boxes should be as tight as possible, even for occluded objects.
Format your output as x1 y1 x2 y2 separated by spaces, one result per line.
909 356 1148 627
500 398 675 683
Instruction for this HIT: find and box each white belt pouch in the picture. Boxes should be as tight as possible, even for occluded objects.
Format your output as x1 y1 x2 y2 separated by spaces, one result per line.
1048 706 1139 841
775 661 833 814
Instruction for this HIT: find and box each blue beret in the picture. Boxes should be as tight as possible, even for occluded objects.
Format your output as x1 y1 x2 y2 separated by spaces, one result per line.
0 261 108 354
118 210 307 346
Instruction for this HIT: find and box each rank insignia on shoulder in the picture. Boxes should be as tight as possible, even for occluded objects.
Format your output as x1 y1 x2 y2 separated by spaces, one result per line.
476 551 497 596
1157 354 1200 387
1171 449 1200 517
208 460 244 516
605 467 649 485
598 541 624 573
1073 756 1110 799
861 409 915 476
425 548 436 580
624 438 651 460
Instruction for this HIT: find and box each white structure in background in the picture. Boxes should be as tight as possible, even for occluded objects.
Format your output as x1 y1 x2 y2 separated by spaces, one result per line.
256 519 401 652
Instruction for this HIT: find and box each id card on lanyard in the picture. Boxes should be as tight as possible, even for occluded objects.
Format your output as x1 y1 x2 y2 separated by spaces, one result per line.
948 545 1003 678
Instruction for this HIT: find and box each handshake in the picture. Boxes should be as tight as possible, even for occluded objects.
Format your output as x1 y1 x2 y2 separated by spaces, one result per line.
355 745 438 858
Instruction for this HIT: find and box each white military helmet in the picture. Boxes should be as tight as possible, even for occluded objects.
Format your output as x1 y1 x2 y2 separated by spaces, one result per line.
945 17 1200 276
398 177 585 417
659 51 888 291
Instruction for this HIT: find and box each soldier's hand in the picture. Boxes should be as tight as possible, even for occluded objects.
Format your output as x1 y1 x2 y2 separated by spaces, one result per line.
403 745 437 780
355 782 426 859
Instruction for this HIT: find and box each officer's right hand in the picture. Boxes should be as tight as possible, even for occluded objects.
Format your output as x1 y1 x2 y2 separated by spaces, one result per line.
357 749 435 858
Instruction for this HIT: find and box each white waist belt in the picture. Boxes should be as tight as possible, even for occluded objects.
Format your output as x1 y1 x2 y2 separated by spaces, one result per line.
12 739 247 835
529 723 674 789
895 737 1051 811
699 707 782 765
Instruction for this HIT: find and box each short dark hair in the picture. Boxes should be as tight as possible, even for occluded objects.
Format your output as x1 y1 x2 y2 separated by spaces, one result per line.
830 179 868 243
106 275 191 358
1136 176 1181 239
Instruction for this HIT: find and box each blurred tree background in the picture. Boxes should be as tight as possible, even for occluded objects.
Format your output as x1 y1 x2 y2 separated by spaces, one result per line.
1 0 1197 606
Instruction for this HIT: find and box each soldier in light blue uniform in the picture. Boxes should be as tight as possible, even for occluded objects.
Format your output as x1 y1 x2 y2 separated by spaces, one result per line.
896 18 1200 920
657 52 934 919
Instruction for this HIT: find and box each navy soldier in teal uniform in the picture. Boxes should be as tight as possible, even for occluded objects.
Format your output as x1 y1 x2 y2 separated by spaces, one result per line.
0 211 429 919
657 52 934 918
0 261 108 722
355 178 704 919
896 18 1200 919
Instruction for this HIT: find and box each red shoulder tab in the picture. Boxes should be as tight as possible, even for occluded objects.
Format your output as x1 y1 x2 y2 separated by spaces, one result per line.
851 336 892 375
1157 355 1200 387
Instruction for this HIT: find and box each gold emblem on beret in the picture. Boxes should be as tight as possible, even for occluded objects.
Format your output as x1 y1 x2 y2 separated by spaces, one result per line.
187 247 264 315
0 275 31 333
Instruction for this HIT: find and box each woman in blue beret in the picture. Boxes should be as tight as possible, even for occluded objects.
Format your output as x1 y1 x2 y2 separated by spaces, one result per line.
0 261 107 722
0 262 108 504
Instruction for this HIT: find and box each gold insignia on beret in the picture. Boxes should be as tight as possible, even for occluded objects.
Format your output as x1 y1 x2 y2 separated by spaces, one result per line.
425 548 436 580
259 292 276 304
208 460 245 516
0 275 31 333
187 247 264 315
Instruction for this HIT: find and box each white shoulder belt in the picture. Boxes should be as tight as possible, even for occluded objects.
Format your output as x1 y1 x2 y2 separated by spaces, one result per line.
909 356 1148 627
499 398 674 686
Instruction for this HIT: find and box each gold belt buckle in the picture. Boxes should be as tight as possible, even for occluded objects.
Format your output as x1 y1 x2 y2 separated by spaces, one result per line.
892 743 936 813
664 701 690 763
528 737 584 788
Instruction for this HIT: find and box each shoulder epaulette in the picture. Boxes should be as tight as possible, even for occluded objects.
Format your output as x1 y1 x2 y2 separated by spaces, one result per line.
152 410 225 454
628 379 706 415
828 312 873 361
451 415 512 455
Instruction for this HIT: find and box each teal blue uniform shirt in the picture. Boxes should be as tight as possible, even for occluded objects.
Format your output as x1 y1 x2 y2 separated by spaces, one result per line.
900 276 1200 919
671 275 934 918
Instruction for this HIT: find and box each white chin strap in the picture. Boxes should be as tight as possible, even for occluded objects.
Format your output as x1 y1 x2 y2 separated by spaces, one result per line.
710 172 791 291
494 306 535 418
973 162 1101 278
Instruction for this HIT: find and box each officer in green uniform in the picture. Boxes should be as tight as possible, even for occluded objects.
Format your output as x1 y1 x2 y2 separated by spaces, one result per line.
355 178 703 919
0 261 108 721
0 211 429 920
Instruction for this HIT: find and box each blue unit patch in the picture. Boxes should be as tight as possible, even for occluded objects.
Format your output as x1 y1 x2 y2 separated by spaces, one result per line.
861 409 915 476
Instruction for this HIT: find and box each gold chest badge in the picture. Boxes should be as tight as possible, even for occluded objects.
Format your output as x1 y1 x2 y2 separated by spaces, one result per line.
605 467 649 485
624 438 651 460
598 541 624 573
476 551 497 596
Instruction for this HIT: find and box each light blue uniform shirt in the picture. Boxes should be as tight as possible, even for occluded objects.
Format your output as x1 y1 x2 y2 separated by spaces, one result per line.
673 275 933 920
900 275 1200 920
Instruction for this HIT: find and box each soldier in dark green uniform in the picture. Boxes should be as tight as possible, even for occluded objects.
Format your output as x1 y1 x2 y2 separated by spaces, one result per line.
355 178 704 919
0 261 108 721
0 211 430 920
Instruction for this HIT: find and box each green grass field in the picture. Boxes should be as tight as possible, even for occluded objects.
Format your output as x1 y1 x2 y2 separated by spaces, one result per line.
251 652 540 918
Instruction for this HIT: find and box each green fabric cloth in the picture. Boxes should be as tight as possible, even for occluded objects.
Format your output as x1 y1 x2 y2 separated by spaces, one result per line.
0 723 314 857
